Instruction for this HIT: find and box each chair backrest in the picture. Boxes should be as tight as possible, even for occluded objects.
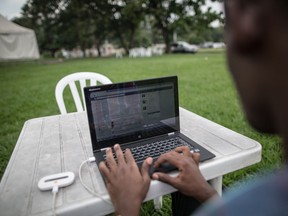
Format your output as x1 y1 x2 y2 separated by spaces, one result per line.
55 72 112 114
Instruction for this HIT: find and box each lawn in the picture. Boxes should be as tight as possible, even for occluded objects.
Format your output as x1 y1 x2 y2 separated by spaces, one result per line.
0 50 282 214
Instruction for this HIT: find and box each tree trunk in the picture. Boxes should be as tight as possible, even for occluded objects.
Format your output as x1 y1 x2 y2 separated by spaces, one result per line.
128 27 136 50
162 28 171 53
94 33 104 57
154 14 171 53
95 41 102 57
115 24 129 55
51 49 57 58
81 45 86 57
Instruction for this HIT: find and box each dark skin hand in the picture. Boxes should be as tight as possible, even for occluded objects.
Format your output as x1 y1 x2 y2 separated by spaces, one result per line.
100 145 217 215
99 144 153 216
152 146 218 202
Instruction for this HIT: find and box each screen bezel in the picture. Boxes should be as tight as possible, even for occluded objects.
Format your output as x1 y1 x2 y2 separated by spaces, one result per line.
84 76 180 151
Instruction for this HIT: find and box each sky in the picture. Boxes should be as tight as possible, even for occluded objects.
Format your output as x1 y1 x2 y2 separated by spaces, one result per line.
0 0 223 21
0 0 27 20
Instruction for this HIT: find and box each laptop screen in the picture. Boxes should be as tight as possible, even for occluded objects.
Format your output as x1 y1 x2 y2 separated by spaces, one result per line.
84 76 180 150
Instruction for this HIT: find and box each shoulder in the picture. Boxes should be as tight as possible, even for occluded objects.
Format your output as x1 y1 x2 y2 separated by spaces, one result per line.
194 167 288 216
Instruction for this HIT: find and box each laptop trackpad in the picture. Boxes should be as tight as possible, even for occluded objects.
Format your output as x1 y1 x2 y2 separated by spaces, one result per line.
149 162 177 176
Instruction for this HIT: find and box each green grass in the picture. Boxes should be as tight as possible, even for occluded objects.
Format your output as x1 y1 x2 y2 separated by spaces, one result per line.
0 50 283 214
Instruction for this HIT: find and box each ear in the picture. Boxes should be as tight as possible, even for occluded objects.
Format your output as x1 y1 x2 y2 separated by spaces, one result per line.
225 1 265 54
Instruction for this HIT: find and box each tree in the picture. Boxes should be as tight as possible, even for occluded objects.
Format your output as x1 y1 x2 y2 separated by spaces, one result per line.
75 0 145 55
79 0 112 57
58 0 94 56
14 0 224 57
15 0 66 57
107 0 145 54
143 0 223 53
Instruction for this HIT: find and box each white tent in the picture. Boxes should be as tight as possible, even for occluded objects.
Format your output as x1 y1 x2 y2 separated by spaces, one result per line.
0 14 40 60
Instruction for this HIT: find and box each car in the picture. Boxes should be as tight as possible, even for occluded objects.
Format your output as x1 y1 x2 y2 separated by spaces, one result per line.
171 41 198 53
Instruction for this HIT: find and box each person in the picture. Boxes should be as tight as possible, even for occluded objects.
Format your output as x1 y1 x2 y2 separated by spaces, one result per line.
99 0 288 215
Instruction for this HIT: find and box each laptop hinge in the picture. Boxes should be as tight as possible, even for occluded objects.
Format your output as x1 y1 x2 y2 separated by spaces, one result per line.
168 132 175 136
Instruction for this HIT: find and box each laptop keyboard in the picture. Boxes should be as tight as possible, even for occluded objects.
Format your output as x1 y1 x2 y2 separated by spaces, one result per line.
103 137 199 162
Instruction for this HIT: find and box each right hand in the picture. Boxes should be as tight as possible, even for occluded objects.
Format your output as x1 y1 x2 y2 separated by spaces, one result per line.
152 146 217 202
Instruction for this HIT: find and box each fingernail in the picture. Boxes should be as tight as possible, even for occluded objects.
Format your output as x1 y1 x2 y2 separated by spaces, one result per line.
152 173 159 180
106 148 111 153
146 157 153 165
114 144 119 149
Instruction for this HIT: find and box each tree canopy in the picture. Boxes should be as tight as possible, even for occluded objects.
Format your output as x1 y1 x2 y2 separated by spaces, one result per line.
13 0 223 56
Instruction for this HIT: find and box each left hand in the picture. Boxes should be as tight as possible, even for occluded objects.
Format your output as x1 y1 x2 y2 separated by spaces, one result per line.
99 144 153 216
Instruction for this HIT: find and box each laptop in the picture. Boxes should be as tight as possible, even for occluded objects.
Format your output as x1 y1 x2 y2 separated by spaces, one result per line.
84 76 215 173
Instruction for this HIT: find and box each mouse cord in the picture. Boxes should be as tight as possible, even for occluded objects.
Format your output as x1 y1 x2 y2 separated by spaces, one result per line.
51 185 59 216
79 158 112 205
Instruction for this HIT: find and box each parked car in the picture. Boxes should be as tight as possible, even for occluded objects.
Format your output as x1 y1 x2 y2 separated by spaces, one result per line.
200 41 214 48
171 41 198 53
200 41 225 49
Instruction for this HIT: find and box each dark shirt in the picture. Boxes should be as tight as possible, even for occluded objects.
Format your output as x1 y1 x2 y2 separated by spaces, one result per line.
194 167 288 216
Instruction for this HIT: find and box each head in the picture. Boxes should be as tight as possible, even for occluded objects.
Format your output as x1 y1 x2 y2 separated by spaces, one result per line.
224 0 288 137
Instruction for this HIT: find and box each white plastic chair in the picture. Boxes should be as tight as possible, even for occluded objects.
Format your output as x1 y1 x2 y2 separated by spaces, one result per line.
55 72 112 114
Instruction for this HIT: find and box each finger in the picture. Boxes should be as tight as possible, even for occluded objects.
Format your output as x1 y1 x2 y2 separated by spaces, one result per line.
141 157 153 182
192 152 201 166
114 144 125 164
174 146 191 156
152 172 178 186
124 148 136 164
154 151 182 168
105 147 117 169
99 161 110 181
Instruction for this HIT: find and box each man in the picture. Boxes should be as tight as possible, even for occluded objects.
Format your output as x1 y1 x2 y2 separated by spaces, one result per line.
99 0 288 215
